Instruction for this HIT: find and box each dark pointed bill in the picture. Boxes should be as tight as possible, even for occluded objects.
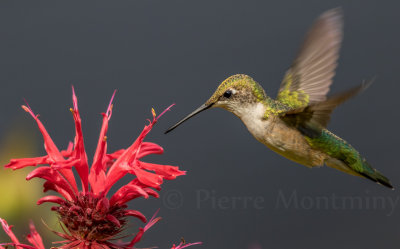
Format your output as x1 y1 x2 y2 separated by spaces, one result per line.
164 103 213 134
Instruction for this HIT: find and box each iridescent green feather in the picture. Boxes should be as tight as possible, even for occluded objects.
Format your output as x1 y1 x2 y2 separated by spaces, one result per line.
277 73 310 109
305 129 392 188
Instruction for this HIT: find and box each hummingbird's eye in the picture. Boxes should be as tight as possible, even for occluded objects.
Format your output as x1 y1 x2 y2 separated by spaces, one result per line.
223 90 232 98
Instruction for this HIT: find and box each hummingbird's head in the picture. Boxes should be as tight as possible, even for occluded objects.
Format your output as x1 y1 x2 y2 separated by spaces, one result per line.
165 74 266 134
205 74 267 112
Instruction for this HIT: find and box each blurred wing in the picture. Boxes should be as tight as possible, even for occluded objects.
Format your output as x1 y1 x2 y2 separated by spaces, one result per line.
282 81 371 132
277 8 343 109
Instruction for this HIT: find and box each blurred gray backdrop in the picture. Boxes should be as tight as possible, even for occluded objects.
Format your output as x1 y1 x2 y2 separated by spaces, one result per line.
1 0 400 248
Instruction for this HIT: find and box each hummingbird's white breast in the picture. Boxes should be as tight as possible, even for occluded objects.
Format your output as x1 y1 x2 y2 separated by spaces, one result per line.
236 102 285 151
233 101 326 167
234 102 269 142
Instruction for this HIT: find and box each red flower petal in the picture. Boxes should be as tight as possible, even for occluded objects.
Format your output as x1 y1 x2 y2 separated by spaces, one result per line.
109 184 149 206
61 142 74 157
123 210 147 223
106 214 121 227
95 197 110 214
69 87 89 193
43 181 74 201
37 196 66 205
5 156 48 170
131 166 164 189
50 158 80 171
27 167 76 201
88 169 107 197
103 161 131 195
105 149 124 161
89 91 116 195
26 221 45 249
137 142 164 159
144 210 161 232
127 227 144 248
0 220 45 249
0 218 21 249
104 105 177 195
21 104 78 194
144 188 160 198
103 120 155 194
139 161 186 180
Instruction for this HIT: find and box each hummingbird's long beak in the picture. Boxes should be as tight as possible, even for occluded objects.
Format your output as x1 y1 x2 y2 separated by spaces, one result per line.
164 103 213 134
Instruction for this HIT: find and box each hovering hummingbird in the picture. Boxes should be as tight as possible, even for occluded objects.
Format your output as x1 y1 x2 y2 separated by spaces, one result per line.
165 8 393 189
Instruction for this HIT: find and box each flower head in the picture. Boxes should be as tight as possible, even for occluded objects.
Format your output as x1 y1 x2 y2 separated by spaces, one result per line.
4 88 186 248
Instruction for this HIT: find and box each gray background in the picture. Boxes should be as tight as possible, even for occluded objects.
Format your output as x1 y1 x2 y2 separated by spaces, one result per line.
1 0 400 248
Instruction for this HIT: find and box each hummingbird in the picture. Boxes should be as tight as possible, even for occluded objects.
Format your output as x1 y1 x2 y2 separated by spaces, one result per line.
165 8 393 189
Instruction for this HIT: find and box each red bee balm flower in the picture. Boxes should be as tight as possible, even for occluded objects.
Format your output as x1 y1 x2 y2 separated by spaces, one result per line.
4 88 188 248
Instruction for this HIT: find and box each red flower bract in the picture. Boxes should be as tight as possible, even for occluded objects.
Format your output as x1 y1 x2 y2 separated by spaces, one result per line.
4 88 186 248
0 218 45 249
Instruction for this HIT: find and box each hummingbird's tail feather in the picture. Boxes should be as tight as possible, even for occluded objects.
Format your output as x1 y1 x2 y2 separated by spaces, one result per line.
325 157 393 189
308 129 393 189
357 160 393 189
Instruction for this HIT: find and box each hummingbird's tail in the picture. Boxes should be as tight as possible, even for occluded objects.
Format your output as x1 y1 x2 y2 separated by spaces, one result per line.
313 129 393 189
325 157 393 189
357 160 393 189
